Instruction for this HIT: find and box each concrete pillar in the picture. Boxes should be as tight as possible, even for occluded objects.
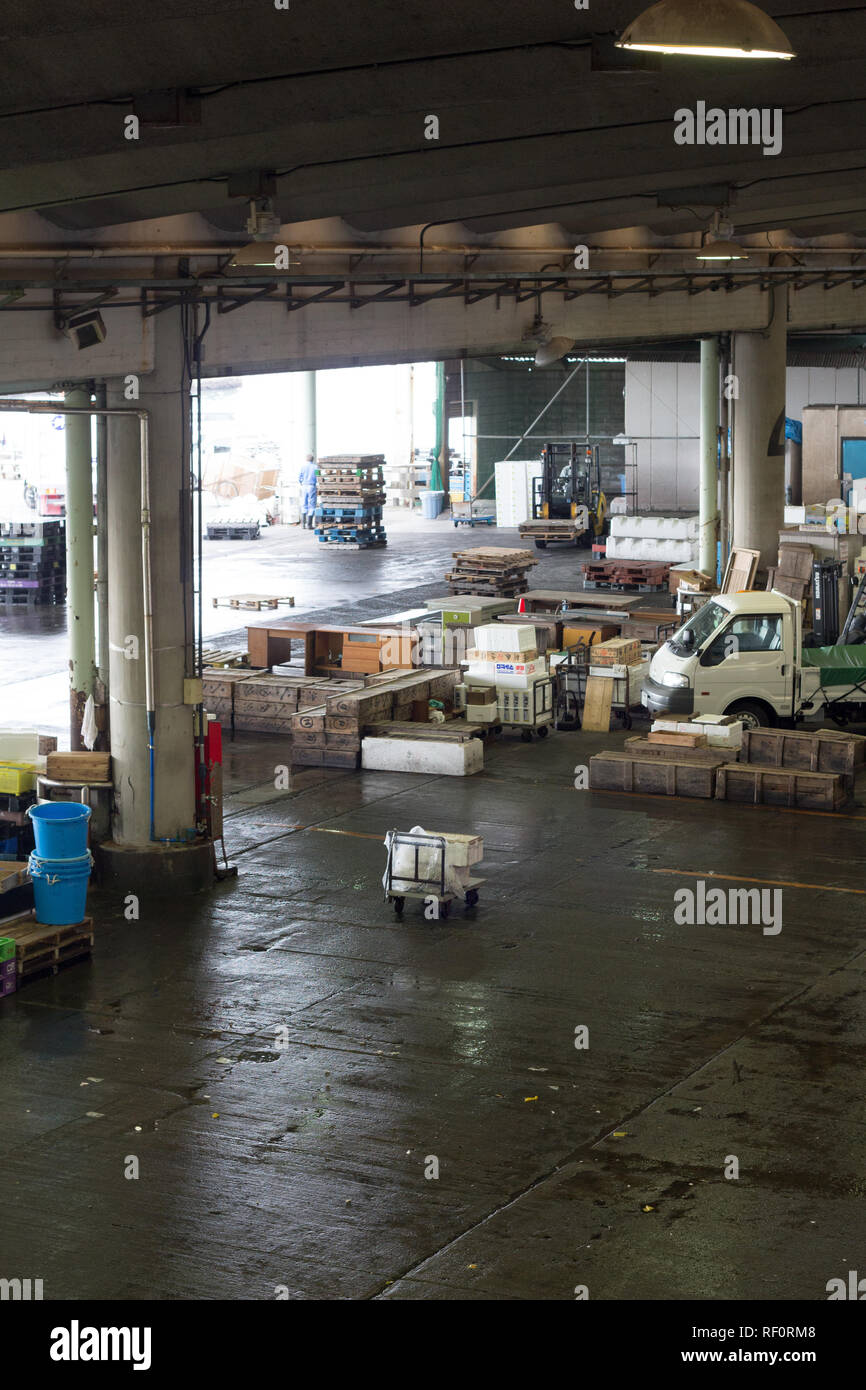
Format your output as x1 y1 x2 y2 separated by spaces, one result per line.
699 338 720 576
297 370 317 458
100 308 209 891
64 386 95 749
731 291 788 568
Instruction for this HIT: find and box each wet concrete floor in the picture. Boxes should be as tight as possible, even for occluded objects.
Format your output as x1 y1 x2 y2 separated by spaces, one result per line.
1 521 865 1300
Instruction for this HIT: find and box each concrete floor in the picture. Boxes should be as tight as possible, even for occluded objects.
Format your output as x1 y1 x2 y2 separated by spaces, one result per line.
2 520 865 1300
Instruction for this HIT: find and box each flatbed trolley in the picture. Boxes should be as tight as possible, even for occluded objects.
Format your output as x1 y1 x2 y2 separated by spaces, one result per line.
384 829 484 918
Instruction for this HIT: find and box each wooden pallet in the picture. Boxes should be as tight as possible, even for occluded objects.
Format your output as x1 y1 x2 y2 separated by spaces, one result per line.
201 647 253 668
212 595 295 612
1 912 94 979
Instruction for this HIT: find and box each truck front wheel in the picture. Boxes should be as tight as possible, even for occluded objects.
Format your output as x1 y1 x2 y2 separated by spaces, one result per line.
725 699 774 731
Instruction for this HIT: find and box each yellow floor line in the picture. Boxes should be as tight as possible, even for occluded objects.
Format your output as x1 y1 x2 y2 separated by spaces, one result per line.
309 827 385 841
653 867 866 896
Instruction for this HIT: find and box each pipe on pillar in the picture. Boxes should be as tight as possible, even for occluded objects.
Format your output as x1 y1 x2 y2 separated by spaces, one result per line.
94 382 109 749
731 290 788 569
699 337 720 577
64 386 96 750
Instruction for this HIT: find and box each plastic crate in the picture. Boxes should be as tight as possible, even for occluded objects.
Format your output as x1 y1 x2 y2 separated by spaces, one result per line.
0 764 37 794
0 937 15 963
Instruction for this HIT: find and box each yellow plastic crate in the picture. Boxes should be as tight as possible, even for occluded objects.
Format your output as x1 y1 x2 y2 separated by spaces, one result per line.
0 763 36 794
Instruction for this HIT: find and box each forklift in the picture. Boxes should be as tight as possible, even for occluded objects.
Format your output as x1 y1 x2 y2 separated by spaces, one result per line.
518 442 607 549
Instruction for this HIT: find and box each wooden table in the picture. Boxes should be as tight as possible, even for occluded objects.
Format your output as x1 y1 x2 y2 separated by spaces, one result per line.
520 588 641 611
247 621 413 674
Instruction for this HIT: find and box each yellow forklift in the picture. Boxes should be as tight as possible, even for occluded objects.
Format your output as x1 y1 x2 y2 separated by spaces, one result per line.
518 442 607 549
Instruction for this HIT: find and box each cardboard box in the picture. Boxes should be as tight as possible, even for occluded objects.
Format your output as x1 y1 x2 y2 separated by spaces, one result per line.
563 623 618 648
669 568 714 594
590 637 641 667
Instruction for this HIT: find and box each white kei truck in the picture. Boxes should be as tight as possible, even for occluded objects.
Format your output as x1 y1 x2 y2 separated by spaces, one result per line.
641 590 866 730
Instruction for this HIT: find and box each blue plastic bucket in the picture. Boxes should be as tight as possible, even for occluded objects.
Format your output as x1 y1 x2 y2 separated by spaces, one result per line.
27 851 92 926
27 802 91 858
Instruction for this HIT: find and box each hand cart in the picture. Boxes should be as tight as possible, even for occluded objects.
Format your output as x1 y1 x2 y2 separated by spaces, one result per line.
496 676 554 741
384 829 484 918
553 642 590 729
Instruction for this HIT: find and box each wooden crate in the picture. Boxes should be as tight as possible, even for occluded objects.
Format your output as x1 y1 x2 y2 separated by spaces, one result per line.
590 751 723 798
716 763 848 811
46 751 110 782
624 737 735 765
742 727 864 777
648 730 708 749
292 708 326 731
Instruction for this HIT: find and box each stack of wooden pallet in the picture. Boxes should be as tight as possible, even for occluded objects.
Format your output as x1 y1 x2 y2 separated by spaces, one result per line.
315 455 387 548
582 560 671 592
1 910 94 987
445 546 537 597
291 669 460 768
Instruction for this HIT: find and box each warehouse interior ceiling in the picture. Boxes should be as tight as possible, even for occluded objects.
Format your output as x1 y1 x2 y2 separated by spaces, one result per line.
1 2 866 275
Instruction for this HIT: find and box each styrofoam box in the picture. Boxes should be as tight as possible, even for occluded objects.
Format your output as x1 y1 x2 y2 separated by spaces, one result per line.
472 623 536 654
0 729 43 761
590 661 647 680
362 736 483 776
464 657 545 684
704 722 743 748
605 535 698 564
465 703 499 723
610 514 699 540
399 830 483 868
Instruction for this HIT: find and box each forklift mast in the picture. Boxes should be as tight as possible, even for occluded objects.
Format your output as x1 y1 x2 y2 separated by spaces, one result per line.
535 442 602 521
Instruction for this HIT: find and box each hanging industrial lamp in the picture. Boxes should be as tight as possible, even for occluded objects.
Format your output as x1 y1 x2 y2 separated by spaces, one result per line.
695 214 750 261
616 0 795 60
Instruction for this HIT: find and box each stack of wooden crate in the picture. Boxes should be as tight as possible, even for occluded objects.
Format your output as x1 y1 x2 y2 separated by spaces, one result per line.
291 669 460 768
766 542 813 603
445 546 537 597
589 722 864 810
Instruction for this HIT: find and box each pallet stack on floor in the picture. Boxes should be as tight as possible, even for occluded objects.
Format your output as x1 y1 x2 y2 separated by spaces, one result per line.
315 455 387 548
0 913 94 995
581 559 671 592
0 519 66 608
589 721 865 811
445 546 537 597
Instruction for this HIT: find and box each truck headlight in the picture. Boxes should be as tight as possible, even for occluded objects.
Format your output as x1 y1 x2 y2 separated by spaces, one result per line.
661 672 690 689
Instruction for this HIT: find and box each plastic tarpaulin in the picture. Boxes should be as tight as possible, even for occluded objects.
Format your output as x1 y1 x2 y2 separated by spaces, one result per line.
801 645 866 687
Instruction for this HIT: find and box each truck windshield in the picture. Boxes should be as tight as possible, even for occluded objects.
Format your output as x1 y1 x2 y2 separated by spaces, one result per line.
668 599 729 657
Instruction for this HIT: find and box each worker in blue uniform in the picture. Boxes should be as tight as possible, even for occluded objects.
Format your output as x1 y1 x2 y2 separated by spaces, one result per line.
298 453 318 529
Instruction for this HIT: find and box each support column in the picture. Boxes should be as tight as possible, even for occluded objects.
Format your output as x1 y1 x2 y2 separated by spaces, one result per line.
99 307 210 893
64 386 95 749
297 370 317 458
94 382 110 751
699 337 720 576
731 291 788 568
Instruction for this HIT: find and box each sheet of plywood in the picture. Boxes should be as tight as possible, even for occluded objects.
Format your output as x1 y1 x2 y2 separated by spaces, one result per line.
582 676 614 732
721 547 760 594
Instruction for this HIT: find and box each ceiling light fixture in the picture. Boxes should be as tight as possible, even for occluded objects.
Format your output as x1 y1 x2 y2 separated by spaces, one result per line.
229 198 294 270
616 0 795 61
695 214 750 261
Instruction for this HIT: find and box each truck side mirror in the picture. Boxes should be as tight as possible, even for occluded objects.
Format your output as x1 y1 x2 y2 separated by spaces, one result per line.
681 629 694 649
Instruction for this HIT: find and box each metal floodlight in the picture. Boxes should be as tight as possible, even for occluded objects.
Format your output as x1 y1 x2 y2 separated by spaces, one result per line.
61 308 107 350
616 0 795 60
534 336 577 367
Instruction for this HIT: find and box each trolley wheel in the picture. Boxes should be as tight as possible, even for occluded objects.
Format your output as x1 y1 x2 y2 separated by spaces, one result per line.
521 729 533 742
439 898 451 919
534 539 547 549
537 725 549 739
465 889 479 908
392 897 405 915
453 521 458 528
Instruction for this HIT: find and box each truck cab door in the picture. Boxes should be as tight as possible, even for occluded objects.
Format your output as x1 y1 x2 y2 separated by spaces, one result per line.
696 612 792 715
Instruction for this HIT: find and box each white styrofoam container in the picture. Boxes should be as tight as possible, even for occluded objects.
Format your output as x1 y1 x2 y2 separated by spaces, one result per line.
472 623 536 654
465 702 499 723
363 736 483 775
0 729 42 761
494 459 543 528
464 658 546 687
605 534 698 564
610 514 699 540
